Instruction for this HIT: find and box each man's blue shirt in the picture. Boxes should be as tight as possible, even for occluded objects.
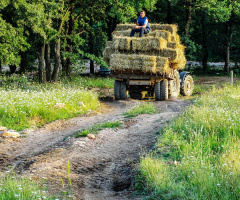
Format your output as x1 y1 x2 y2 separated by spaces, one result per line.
137 16 150 31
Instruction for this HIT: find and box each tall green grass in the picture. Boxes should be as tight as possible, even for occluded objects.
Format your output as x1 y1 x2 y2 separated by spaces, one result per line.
0 173 54 200
0 88 99 130
138 83 240 199
0 75 114 130
0 74 114 90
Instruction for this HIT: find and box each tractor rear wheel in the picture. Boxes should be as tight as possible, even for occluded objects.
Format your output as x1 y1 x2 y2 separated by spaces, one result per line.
180 74 194 96
169 71 180 98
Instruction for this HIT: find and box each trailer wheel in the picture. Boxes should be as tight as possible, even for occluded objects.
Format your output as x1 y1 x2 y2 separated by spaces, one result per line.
120 81 128 99
155 82 161 101
180 74 194 96
169 71 180 98
114 80 121 100
160 79 168 100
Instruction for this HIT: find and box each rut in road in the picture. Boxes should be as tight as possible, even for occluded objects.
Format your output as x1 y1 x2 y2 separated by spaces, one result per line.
0 99 191 200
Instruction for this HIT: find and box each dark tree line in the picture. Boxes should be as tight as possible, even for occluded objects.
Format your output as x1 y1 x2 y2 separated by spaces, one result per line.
0 0 239 82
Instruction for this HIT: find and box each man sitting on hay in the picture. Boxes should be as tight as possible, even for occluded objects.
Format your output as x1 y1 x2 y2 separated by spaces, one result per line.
130 10 150 37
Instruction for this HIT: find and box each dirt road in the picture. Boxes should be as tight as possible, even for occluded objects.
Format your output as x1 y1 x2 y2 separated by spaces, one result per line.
0 98 191 199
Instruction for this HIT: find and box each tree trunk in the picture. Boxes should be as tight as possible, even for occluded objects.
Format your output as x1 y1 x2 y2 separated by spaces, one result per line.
166 0 173 24
61 23 69 75
224 14 233 73
20 51 27 74
66 8 74 76
52 38 61 82
89 17 95 74
45 43 51 82
9 65 17 74
201 12 208 71
185 0 192 37
0 61 2 72
39 43 46 83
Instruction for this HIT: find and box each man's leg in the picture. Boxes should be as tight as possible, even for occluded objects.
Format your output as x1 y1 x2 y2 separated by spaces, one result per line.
139 27 149 37
130 28 140 37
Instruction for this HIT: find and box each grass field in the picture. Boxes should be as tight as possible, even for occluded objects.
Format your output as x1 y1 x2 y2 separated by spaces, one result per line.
73 121 122 137
0 173 55 200
138 82 240 199
0 75 114 130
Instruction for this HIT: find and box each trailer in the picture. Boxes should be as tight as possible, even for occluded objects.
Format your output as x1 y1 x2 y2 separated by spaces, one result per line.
112 69 194 100
103 23 195 100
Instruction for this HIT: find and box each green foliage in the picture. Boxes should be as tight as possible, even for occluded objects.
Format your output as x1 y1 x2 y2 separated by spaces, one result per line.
0 0 60 66
124 103 158 118
138 82 240 199
73 121 122 137
0 17 29 65
0 0 240 76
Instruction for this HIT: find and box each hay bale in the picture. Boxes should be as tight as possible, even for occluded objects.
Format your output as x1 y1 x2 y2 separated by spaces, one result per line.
113 30 131 37
110 54 133 71
159 48 178 62
113 26 174 41
103 47 114 64
115 23 178 34
110 54 157 73
159 45 186 65
113 36 131 50
163 44 186 70
103 41 118 65
172 50 187 70
167 42 177 49
132 37 167 51
115 24 134 31
171 34 180 43
156 57 169 74
150 24 178 34
105 23 187 73
142 66 157 73
148 30 172 41
106 41 113 47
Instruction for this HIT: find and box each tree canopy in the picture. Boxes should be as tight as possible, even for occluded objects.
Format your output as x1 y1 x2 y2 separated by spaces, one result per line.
0 0 239 81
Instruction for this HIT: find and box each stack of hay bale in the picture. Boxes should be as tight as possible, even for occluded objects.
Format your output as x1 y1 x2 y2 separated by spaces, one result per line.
103 24 186 75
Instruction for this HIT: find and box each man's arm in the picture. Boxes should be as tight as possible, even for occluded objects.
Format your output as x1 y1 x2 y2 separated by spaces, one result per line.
134 19 147 29
135 24 146 29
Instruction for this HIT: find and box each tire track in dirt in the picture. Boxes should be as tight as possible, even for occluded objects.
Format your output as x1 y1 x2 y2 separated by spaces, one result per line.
0 99 191 199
